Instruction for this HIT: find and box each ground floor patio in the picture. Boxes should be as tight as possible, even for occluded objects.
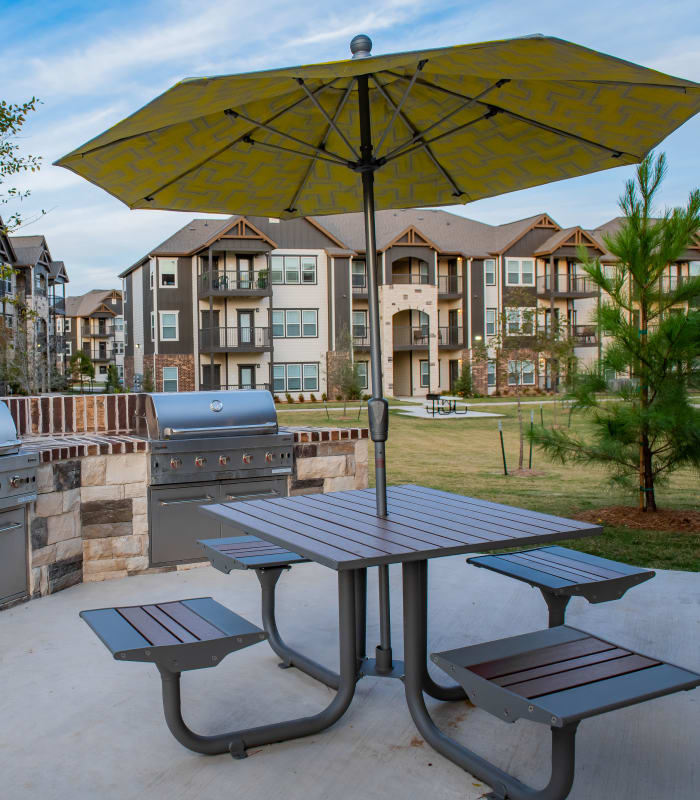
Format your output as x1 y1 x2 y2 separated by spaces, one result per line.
1 556 697 800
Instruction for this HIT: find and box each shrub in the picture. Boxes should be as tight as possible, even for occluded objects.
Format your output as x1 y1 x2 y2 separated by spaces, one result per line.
309 393 317 403
273 394 280 403
321 392 327 402
285 392 294 404
298 393 304 403
335 394 342 401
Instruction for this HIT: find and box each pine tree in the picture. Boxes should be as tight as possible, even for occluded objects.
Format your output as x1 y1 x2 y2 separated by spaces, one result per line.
532 153 700 511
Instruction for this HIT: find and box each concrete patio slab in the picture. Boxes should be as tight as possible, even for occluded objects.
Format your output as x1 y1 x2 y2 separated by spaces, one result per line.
1 556 697 800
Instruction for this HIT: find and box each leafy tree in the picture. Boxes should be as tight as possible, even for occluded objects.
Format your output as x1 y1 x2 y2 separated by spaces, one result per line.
1 98 42 233
453 363 474 398
70 350 94 391
105 364 121 393
532 153 700 511
330 326 362 414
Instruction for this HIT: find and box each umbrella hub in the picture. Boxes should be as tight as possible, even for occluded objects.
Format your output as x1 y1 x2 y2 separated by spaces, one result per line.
350 34 372 59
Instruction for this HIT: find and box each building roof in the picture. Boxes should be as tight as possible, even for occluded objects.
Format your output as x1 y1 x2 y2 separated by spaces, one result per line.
48 260 69 283
65 289 121 318
533 226 604 256
149 216 234 256
8 234 49 267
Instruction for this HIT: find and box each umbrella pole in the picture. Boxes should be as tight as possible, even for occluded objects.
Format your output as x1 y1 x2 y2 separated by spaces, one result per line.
357 68 393 674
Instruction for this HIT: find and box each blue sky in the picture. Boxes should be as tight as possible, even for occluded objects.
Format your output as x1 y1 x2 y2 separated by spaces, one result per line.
3 0 699 294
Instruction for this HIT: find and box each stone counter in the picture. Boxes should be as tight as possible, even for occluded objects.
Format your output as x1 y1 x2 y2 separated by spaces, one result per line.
0 397 368 607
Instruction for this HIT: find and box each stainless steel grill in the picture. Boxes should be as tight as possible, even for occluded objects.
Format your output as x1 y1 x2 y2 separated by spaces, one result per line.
0 402 38 607
142 391 293 566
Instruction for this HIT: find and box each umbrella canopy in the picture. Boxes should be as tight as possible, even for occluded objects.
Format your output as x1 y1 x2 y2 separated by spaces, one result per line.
57 35 700 217
56 33 700 522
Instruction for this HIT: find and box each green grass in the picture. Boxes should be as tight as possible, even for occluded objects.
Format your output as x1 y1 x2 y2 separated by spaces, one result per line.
278 404 700 571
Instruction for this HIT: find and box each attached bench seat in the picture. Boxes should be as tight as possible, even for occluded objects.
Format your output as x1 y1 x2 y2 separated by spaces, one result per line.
199 535 308 573
468 546 654 626
80 596 267 672
432 625 700 729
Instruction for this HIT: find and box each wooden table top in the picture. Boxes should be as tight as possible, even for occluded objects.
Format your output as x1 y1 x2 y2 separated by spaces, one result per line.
201 485 602 571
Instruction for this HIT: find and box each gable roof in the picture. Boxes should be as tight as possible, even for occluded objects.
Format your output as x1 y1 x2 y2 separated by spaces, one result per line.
488 213 560 255
8 234 50 267
0 218 17 264
65 289 121 318
534 226 604 256
49 260 69 283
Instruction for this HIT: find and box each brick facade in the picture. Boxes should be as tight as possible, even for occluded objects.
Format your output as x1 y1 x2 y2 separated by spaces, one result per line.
152 354 195 392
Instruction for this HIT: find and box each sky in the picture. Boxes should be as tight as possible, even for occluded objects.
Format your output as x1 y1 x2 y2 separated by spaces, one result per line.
2 0 700 295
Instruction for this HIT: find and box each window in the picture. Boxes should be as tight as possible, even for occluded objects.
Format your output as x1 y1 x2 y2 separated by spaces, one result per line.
117 365 124 380
115 341 124 355
64 341 72 356
352 260 366 288
487 361 496 387
150 312 155 341
99 365 108 375
159 258 177 288
486 308 497 336
123 320 128 346
64 317 71 333
149 261 154 289
272 309 317 338
505 307 534 335
114 317 124 332
356 361 368 389
159 311 178 341
353 310 367 339
162 366 178 392
269 255 317 284
508 360 536 386
419 360 430 388
485 259 496 286
273 363 319 392
505 258 535 286
690 261 700 277
111 296 117 305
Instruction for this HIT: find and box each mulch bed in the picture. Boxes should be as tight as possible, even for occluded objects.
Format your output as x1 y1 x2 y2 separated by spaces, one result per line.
575 506 700 533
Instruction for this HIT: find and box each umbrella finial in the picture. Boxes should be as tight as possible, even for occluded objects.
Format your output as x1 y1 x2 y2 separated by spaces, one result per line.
350 34 372 59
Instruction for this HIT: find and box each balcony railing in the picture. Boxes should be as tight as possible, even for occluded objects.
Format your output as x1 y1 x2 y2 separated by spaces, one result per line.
199 269 271 294
438 326 464 347
49 296 65 314
82 323 113 338
391 273 432 286
658 275 699 294
199 326 271 351
438 274 461 294
393 325 430 348
352 278 368 295
536 275 598 296
353 326 370 348
87 347 115 361
570 325 598 345
200 383 270 392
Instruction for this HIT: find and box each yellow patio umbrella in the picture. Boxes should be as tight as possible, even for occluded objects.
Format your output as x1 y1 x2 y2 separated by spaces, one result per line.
56 33 700 524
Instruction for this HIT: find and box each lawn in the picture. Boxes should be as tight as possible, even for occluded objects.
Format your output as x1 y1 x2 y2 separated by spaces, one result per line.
277 402 700 571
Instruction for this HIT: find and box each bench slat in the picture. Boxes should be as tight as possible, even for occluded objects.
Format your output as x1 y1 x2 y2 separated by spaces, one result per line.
507 653 660 699
156 602 225 641
80 608 151 654
468 555 574 590
496 553 601 584
181 597 264 638
494 647 631 687
519 550 626 580
117 606 183 646
141 605 199 644
542 546 651 577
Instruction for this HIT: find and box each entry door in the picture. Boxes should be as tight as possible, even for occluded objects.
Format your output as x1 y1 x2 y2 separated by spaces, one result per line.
237 257 253 290
238 310 254 346
448 309 459 345
239 365 255 389
449 359 459 392
201 310 220 348
202 363 221 390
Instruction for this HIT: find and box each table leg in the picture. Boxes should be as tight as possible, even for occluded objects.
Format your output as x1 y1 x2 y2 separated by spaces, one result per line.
159 569 358 757
355 568 367 668
257 567 340 689
402 560 578 800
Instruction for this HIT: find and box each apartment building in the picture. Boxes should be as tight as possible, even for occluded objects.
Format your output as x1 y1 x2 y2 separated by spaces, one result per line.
0 222 69 392
120 209 700 398
63 289 124 387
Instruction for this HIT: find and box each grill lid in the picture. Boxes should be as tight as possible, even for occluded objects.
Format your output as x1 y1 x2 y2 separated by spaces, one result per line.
0 401 21 456
141 390 278 440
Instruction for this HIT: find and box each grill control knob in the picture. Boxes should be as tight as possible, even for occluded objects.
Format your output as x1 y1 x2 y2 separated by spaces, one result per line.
242 453 253 465
219 455 230 466
265 452 274 463
169 458 182 470
10 475 21 488
194 456 207 468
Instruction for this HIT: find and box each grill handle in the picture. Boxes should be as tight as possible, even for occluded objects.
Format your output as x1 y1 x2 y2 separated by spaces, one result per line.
0 521 22 533
161 422 278 438
224 489 280 502
159 495 215 506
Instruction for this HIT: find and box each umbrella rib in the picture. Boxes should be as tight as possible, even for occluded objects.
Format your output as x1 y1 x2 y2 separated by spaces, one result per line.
295 78 360 161
224 108 350 165
138 79 339 203
285 82 355 214
388 72 640 159
374 60 427 157
378 77 509 161
371 75 467 199
241 136 349 167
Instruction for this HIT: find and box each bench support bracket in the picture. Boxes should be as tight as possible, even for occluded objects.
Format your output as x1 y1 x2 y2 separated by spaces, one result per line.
541 591 571 628
403 559 578 800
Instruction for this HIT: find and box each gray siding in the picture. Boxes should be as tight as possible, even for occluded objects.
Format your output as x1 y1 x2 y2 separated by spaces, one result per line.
155 257 193 355
333 257 351 349
470 259 484 342
249 217 339 249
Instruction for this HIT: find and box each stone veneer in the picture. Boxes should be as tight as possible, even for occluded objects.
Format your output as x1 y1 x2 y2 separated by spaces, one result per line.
0 394 368 607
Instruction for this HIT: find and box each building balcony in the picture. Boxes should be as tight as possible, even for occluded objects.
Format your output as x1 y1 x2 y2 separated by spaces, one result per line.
438 274 462 296
390 273 433 287
353 327 370 350
393 325 430 349
536 275 598 298
570 324 598 346
199 327 271 352
199 383 270 392
352 279 368 298
658 275 699 294
82 324 114 338
199 269 271 297
438 326 464 349
49 296 65 314
87 347 115 361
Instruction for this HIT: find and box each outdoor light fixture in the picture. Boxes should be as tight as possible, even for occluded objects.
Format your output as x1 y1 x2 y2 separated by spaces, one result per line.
474 335 482 341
